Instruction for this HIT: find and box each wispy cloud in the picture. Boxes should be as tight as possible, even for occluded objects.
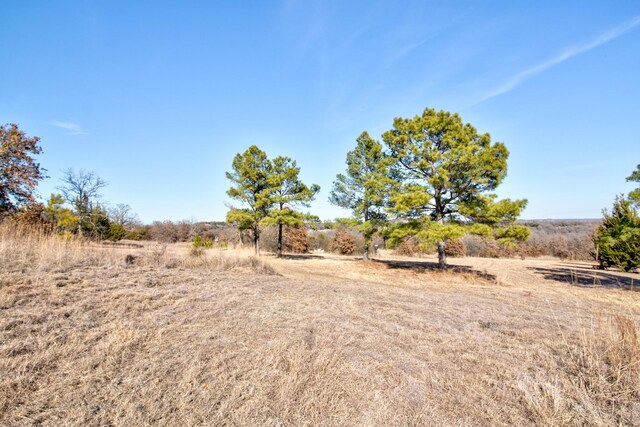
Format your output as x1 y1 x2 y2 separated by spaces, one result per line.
475 15 640 104
49 120 89 136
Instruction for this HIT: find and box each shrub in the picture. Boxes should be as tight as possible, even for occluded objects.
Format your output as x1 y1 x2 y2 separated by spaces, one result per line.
444 238 466 257
462 235 485 257
480 238 501 258
107 223 126 241
395 239 417 257
126 229 140 240
284 226 310 253
329 228 357 255
309 231 330 252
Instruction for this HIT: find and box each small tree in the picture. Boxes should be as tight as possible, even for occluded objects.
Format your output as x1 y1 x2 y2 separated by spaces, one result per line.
0 124 47 217
382 108 527 268
593 196 640 272
226 146 272 255
265 156 319 257
59 169 107 237
87 204 111 240
44 193 78 234
330 132 395 260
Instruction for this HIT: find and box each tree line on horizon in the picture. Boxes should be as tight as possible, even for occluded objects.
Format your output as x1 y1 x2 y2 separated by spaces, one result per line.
1 107 639 271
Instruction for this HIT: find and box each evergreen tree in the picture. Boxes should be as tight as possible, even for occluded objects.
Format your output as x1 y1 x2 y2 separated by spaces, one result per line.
44 193 79 234
330 131 395 260
382 108 527 268
265 156 319 258
593 196 640 272
225 145 273 255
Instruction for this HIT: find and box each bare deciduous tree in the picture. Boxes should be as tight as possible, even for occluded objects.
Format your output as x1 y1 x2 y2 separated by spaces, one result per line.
59 169 107 236
108 203 139 227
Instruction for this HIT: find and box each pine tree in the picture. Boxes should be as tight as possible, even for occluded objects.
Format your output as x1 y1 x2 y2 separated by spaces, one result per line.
264 156 319 258
330 132 395 260
382 108 527 268
225 146 272 255
627 164 640 208
593 196 640 272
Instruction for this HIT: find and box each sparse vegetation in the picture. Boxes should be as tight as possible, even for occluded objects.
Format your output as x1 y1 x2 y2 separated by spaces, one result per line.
2 222 640 425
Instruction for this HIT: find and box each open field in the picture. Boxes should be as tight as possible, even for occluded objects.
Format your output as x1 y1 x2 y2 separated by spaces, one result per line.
1 233 639 426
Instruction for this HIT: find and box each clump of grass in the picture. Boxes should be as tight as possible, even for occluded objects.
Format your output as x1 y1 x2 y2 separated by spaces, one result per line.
571 315 639 407
519 314 640 425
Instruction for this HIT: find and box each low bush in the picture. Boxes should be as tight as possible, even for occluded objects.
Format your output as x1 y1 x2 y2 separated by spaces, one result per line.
329 228 357 255
394 240 417 257
444 238 466 257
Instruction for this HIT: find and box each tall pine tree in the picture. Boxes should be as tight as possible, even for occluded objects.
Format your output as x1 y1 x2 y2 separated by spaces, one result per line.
265 156 319 258
330 132 396 260
382 108 527 268
226 146 273 255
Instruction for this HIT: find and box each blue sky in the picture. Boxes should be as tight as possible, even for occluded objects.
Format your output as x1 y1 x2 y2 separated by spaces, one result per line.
2 1 639 222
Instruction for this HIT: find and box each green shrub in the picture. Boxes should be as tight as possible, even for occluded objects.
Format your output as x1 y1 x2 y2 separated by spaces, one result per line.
108 223 126 241
592 197 640 272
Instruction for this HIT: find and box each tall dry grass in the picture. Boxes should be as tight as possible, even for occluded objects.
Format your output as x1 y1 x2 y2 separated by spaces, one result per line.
512 313 640 425
0 223 274 274
2 222 640 425
0 223 120 273
571 315 640 412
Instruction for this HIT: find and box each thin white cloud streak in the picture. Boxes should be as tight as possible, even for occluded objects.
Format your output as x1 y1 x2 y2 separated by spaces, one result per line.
49 120 89 135
476 15 640 104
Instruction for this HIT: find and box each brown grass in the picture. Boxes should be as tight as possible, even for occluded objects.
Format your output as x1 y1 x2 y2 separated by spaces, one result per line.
2 226 640 425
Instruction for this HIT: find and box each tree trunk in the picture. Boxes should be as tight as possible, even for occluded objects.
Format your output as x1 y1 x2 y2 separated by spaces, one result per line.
437 240 446 269
363 236 371 261
254 227 260 256
277 223 283 258
435 205 446 269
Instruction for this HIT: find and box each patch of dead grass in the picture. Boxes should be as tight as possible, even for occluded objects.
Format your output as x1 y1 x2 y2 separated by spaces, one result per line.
2 227 640 425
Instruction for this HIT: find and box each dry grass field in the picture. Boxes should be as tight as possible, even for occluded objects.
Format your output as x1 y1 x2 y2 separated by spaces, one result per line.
1 226 639 426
